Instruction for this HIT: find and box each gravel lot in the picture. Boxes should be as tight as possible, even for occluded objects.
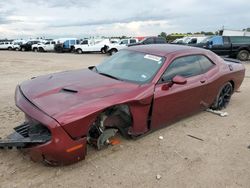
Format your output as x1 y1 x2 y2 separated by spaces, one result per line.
0 51 249 188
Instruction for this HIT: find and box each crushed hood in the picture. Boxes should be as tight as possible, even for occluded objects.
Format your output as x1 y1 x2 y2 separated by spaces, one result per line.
20 68 139 122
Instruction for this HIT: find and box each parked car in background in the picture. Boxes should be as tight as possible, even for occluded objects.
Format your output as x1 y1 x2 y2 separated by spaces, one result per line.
128 36 166 47
172 36 207 44
32 40 47 52
10 40 26 51
0 41 13 50
74 39 110 54
37 40 56 52
12 42 22 51
20 40 41 51
107 38 138 55
189 36 250 61
54 38 80 53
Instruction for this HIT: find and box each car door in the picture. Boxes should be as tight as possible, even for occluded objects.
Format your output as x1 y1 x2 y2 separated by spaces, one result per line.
0 42 4 49
209 36 225 55
151 55 207 129
3 42 8 49
197 55 218 105
49 41 56 51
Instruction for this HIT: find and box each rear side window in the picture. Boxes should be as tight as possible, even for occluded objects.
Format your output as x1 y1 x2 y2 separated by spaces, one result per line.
130 39 136 44
223 37 230 45
197 55 215 72
120 40 128 44
70 40 76 45
155 38 166 43
230 36 250 43
144 38 154 44
162 55 202 81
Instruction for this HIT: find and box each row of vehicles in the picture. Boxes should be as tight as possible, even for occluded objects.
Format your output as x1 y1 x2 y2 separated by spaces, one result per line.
1 35 250 60
172 35 250 61
0 36 167 55
188 36 250 61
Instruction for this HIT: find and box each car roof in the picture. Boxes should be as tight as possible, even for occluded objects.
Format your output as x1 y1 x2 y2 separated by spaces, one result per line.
127 44 208 57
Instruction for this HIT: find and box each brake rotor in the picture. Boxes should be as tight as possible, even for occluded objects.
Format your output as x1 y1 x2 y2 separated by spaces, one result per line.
97 128 118 150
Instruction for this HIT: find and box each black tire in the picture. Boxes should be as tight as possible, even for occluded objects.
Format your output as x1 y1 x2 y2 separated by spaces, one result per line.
211 82 233 110
38 47 44 52
8 47 12 51
101 48 106 54
33 48 38 52
109 49 118 55
21 47 25 52
237 50 249 61
56 46 63 53
77 48 83 54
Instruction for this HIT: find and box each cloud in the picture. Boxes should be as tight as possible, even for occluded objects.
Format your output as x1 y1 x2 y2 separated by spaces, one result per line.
22 0 102 8
0 0 250 38
49 13 172 27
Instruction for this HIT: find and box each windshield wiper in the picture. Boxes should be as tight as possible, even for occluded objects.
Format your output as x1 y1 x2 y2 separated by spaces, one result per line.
92 66 122 81
98 72 122 81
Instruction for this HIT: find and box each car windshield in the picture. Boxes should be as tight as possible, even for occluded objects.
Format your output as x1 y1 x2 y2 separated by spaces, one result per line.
96 50 165 84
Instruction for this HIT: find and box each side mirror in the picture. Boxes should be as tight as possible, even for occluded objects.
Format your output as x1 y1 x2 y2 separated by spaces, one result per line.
206 40 213 45
172 75 187 85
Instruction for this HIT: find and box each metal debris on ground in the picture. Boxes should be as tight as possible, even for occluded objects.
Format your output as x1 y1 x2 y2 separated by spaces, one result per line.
109 138 121 146
156 174 161 180
158 136 164 140
206 109 228 117
187 134 204 141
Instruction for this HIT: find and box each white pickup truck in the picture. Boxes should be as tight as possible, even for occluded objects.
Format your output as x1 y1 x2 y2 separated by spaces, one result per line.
106 38 138 55
74 39 110 54
37 41 56 52
0 41 13 50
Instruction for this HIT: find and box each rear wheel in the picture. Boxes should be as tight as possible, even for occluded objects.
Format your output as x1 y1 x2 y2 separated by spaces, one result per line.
109 48 118 55
39 47 45 52
21 47 25 52
8 47 12 51
211 82 233 110
77 48 83 54
33 48 38 52
237 50 249 61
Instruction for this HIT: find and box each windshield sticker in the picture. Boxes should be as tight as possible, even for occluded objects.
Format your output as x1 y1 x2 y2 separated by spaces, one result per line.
144 54 162 62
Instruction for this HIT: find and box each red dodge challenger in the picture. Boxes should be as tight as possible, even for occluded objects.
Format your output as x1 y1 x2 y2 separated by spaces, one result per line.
0 44 245 165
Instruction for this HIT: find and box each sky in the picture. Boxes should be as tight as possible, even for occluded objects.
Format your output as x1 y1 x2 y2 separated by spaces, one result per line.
0 0 249 39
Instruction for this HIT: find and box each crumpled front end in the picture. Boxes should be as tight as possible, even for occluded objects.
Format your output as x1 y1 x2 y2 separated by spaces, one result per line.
0 86 87 165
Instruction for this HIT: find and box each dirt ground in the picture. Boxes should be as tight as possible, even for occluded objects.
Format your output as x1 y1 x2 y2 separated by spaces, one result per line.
0 51 249 188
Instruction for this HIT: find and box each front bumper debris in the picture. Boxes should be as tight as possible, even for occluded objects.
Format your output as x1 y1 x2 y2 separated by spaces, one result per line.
0 122 50 149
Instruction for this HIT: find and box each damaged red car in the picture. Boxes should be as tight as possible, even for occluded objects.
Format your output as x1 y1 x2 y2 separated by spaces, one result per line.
0 44 245 165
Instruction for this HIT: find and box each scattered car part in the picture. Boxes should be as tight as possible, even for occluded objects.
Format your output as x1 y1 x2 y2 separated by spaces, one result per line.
187 134 204 141
0 122 51 149
97 128 118 150
206 109 229 117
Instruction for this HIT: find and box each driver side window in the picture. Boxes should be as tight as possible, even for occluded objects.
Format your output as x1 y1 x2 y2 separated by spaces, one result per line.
162 55 202 82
